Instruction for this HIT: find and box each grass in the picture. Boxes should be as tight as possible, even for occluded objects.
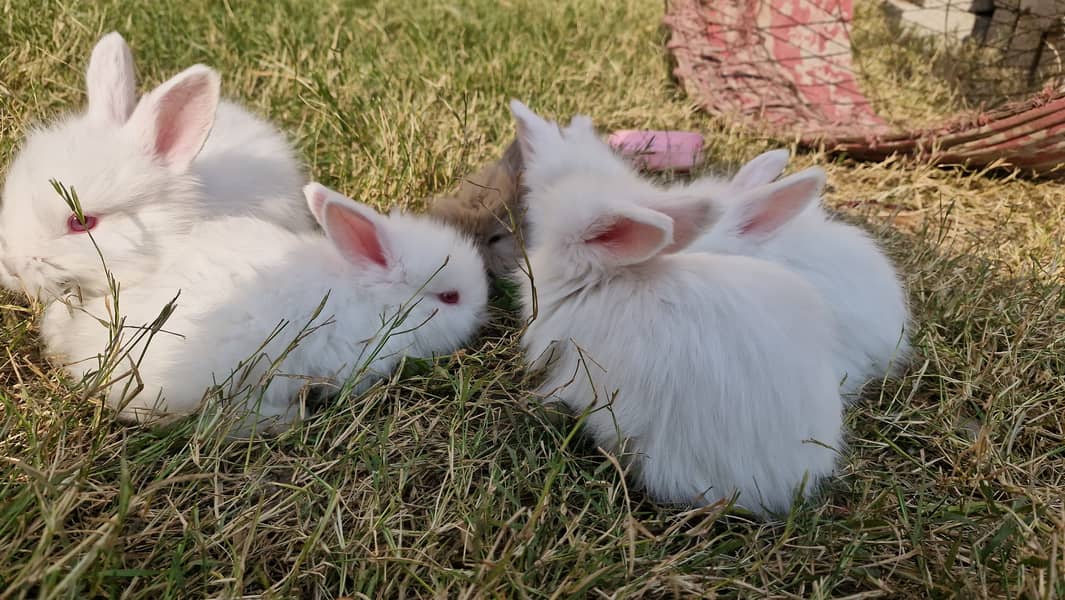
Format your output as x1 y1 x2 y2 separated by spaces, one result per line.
850 0 1065 128
1 0 1064 597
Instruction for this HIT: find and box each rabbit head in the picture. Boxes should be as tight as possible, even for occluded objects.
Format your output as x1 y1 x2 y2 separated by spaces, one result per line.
0 34 222 301
428 139 525 277
304 183 489 353
508 101 717 284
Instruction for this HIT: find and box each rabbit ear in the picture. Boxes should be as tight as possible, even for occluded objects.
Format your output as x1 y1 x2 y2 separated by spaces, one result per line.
734 167 825 238
652 197 717 253
86 32 137 125
581 205 675 267
305 182 328 223
127 65 220 170
304 183 390 269
510 100 562 161
731 149 791 190
500 138 524 177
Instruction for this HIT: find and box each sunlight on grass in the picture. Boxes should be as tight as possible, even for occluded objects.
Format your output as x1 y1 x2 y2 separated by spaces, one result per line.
850 0 1058 128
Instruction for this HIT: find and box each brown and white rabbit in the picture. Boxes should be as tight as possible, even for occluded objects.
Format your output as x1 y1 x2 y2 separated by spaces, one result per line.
428 139 526 277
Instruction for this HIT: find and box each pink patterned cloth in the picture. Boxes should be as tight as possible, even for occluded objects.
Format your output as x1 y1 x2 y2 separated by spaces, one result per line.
665 0 1065 176
665 0 892 137
608 130 705 171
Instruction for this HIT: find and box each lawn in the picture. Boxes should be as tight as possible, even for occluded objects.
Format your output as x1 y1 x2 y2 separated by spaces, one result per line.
2 0 1064 598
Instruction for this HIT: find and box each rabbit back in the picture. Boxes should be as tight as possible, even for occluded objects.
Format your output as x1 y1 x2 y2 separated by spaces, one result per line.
193 101 313 231
522 251 843 514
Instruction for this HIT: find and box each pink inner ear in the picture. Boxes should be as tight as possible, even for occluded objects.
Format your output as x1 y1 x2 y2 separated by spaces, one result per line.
740 214 771 236
155 88 209 159
325 202 388 268
586 217 667 262
587 220 634 245
739 180 815 237
654 200 713 253
740 206 796 236
150 74 216 167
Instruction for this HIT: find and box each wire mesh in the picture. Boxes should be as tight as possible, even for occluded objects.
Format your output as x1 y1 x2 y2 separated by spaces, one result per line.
665 0 1065 174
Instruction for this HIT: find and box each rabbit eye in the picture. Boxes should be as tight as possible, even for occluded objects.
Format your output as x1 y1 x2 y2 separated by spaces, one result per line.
487 233 505 244
437 291 460 305
67 214 98 233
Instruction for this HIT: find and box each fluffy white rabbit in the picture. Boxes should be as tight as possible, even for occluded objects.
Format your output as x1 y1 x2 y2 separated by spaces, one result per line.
40 183 488 433
511 101 843 516
557 118 910 398
684 148 911 399
0 32 311 301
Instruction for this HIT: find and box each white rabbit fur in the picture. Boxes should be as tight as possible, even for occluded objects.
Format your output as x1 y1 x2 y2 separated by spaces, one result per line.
0 32 310 302
511 101 843 516
685 148 911 399
40 183 488 432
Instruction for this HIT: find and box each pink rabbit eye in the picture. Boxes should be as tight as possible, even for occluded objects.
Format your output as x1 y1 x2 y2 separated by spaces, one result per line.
67 214 98 233
437 291 460 305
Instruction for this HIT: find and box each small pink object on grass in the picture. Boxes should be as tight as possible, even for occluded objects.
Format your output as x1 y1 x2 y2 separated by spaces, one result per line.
608 130 704 172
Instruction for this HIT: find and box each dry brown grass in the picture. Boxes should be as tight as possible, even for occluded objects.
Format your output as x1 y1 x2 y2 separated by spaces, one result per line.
1 0 1063 598
851 0 1062 128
